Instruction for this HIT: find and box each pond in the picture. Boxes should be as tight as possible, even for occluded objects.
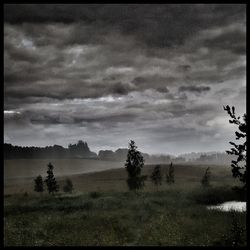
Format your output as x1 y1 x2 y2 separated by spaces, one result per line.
207 201 246 212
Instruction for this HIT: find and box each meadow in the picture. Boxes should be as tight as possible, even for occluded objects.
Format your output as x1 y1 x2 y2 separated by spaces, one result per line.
4 160 246 246
4 159 236 194
4 159 123 194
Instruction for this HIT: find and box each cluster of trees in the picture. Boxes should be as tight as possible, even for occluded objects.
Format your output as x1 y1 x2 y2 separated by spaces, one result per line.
34 141 214 195
34 163 73 194
150 162 175 188
124 105 246 191
99 148 172 163
22 105 250 194
192 153 234 165
5 141 234 166
4 140 97 159
125 140 212 191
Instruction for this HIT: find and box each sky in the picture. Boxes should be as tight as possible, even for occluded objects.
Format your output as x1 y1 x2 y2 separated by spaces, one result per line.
4 4 246 155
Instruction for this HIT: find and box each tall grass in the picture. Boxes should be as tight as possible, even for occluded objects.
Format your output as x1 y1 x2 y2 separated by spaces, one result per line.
4 185 246 246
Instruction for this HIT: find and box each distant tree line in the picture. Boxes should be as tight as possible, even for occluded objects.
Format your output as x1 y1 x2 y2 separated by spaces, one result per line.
193 153 234 165
4 140 97 159
4 141 233 165
99 148 172 163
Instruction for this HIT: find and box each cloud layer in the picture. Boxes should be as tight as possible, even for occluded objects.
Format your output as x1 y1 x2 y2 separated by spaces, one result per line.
4 4 246 155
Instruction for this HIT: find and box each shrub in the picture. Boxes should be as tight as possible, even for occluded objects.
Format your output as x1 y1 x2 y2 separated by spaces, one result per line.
63 178 73 193
150 165 162 188
34 175 44 193
191 186 242 205
201 167 211 188
215 212 246 246
166 162 175 184
89 192 101 199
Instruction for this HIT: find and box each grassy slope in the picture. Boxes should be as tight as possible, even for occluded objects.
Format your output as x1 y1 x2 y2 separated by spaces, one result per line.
4 162 246 246
4 162 237 194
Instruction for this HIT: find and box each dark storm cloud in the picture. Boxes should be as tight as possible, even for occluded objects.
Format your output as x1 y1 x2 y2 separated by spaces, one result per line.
179 85 211 93
4 4 246 154
132 75 177 88
156 87 169 93
109 82 136 95
203 28 246 55
5 44 39 63
4 4 246 103
4 4 246 48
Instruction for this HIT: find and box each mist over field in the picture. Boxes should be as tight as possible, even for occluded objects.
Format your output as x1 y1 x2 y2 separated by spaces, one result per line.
4 159 124 180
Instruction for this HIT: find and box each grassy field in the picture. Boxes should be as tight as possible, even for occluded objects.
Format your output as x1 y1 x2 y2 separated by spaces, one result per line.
4 159 123 194
4 160 246 246
4 159 237 194
4 158 124 179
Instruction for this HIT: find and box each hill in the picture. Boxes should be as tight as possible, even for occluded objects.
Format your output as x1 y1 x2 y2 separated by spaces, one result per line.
4 162 237 195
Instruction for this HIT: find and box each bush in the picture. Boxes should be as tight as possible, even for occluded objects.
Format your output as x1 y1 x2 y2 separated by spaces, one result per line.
63 178 73 193
201 167 211 188
191 186 242 205
34 175 44 193
214 212 246 246
166 162 175 184
89 192 101 199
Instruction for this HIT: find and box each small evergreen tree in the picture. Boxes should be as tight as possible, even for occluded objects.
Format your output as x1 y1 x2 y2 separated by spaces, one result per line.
166 162 175 184
63 178 73 193
201 167 211 187
151 165 162 189
125 140 147 191
34 175 44 193
44 162 59 194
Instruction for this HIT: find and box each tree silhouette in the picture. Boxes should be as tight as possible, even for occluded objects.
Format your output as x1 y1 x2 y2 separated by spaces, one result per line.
34 175 44 193
166 162 175 184
63 178 73 193
223 105 246 188
201 167 211 187
44 162 59 194
125 140 147 191
151 165 162 189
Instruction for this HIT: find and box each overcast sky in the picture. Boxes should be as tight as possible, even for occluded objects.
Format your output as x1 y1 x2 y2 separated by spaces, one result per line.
4 4 246 155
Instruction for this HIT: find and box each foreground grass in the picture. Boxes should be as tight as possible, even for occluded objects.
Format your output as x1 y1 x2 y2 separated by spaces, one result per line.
4 185 246 246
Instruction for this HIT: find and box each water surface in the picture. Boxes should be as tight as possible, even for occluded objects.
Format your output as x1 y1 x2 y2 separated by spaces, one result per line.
207 201 246 212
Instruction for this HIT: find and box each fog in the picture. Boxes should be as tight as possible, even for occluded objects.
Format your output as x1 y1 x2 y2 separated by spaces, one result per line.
4 159 126 180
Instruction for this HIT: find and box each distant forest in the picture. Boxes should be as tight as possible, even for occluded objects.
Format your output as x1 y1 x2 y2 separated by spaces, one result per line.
4 140 97 159
4 140 234 165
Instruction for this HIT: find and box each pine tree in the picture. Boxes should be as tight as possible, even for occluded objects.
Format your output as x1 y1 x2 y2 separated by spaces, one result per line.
166 162 175 184
34 175 44 193
201 167 211 187
44 162 59 194
151 165 162 189
125 140 147 191
223 105 246 189
63 178 73 193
